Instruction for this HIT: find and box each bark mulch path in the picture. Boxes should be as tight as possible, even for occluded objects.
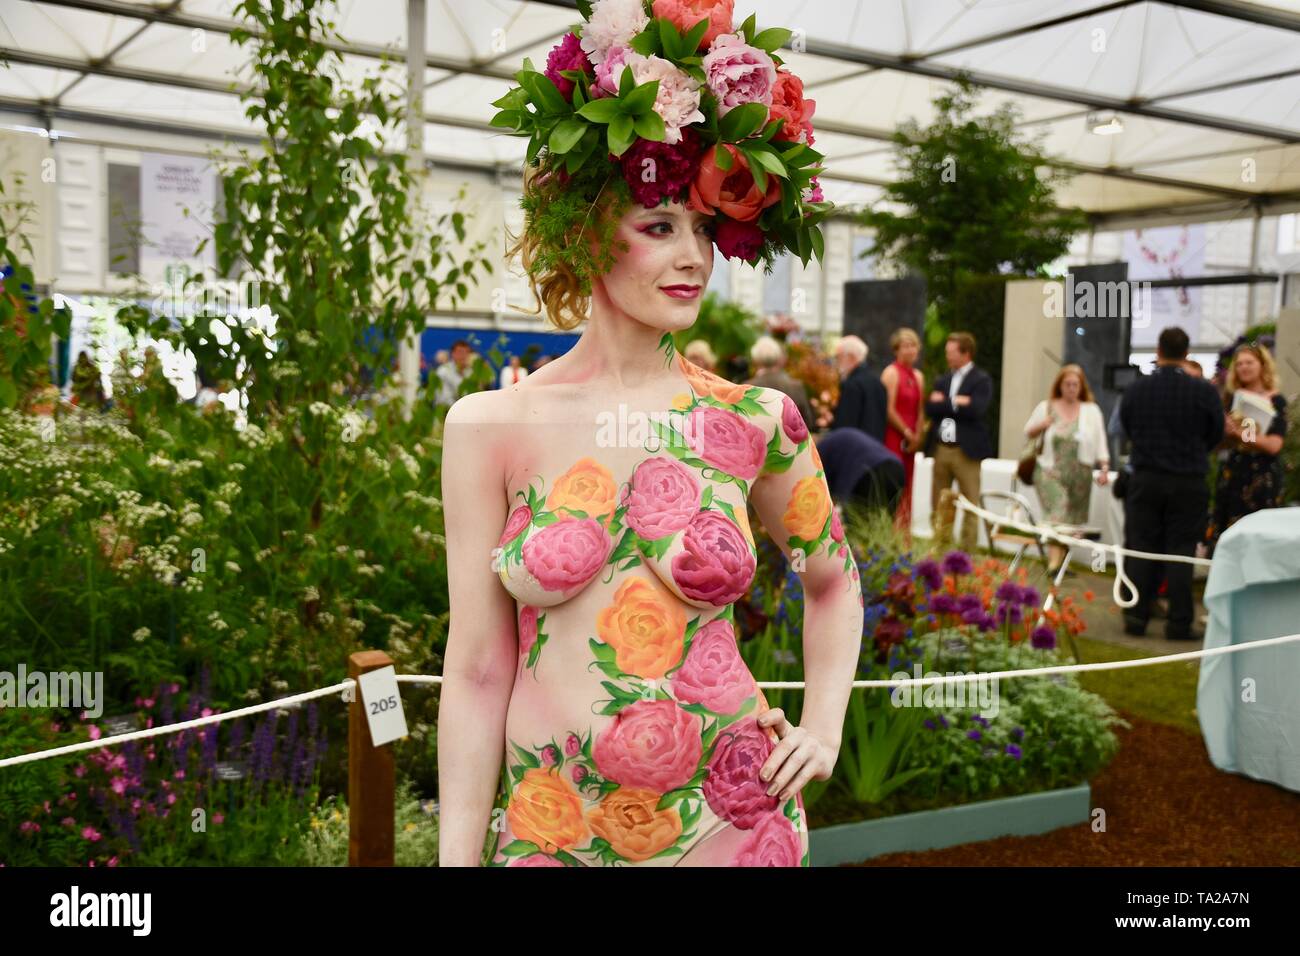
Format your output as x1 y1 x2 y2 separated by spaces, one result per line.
849 710 1300 866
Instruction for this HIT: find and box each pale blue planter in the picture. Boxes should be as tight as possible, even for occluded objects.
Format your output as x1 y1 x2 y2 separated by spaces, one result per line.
808 783 1091 867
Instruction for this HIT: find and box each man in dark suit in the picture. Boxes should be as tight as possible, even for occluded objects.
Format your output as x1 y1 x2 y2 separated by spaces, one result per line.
1118 325 1223 641
924 331 993 551
831 334 887 441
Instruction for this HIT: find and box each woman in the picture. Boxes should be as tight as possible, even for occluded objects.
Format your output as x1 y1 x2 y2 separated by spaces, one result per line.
880 327 924 534
437 2 861 868
1206 344 1287 553
1023 365 1110 574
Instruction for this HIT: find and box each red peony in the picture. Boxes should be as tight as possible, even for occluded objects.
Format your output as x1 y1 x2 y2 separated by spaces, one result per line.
619 128 704 208
768 69 816 144
544 32 592 100
714 217 764 261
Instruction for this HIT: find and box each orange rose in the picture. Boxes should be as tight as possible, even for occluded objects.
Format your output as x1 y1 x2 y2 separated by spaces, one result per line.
678 353 749 404
547 457 618 527
809 438 822 470
768 69 815 143
586 787 682 862
688 144 782 224
782 475 831 541
507 767 589 855
596 578 688 679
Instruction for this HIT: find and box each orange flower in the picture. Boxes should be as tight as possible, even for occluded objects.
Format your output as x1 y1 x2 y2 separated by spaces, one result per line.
507 768 589 855
586 787 683 862
547 457 618 528
1083 589 1096 602
596 578 688 679
688 144 782 223
678 353 749 404
782 476 831 541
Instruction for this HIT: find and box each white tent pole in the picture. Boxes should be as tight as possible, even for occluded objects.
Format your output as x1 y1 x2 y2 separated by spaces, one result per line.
399 0 427 414
1246 204 1262 323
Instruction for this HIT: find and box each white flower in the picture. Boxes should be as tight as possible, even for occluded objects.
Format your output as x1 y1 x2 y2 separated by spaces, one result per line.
632 55 704 145
579 0 648 64
132 627 151 643
302 585 320 602
225 561 242 575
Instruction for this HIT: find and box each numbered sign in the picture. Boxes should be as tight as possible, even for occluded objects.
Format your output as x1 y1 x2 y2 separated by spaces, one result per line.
357 665 408 747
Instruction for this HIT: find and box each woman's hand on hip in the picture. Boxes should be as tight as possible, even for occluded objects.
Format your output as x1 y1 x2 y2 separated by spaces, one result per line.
756 708 837 801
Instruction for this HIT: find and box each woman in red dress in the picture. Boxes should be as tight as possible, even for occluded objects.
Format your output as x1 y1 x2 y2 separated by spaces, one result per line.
881 327 925 534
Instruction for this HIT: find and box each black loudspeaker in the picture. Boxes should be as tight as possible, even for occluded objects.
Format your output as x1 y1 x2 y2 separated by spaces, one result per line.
841 276 928 374
1065 262 1131 451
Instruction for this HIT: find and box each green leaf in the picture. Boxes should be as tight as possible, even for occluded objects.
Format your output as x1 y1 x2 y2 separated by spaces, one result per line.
549 117 587 154
489 110 522 130
607 113 636 156
621 78 660 115
576 0 593 18
532 73 571 114
718 102 768 142
747 157 768 193
810 225 825 262
577 97 623 124
682 17 710 53
632 110 665 141
746 146 788 178
714 144 734 171
629 24 661 56
750 28 792 52
618 62 636 97
739 13 757 42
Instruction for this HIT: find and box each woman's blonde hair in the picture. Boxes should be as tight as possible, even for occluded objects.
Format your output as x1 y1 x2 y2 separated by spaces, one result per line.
890 327 920 352
1050 363 1095 402
1226 343 1277 393
504 165 631 332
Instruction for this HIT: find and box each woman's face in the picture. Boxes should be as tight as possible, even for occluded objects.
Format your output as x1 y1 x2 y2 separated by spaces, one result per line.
894 338 919 366
1060 373 1082 400
1234 350 1260 386
592 200 714 333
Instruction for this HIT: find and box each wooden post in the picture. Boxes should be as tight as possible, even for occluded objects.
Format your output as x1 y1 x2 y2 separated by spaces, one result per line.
348 650 395 866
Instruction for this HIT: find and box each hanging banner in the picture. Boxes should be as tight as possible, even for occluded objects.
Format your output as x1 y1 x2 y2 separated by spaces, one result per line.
139 152 216 287
1123 224 1205 348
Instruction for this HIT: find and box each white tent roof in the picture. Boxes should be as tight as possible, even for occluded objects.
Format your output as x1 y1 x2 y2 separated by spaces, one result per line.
2 0 1299 224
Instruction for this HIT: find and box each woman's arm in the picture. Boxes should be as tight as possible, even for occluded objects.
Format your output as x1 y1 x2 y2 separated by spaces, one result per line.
1025 400 1052 438
881 365 912 441
437 392 522 866
747 389 864 801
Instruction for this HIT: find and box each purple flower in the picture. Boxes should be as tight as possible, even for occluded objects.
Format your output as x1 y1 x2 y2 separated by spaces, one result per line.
938 715 949 729
1005 743 1023 760
1031 626 1057 650
995 581 1021 603
914 558 943 591
941 550 973 576
977 612 997 633
930 594 958 615
957 593 982 614
996 603 1024 625
966 729 982 740
923 719 936 730
961 607 984 626
971 714 989 727
1019 586 1042 607
619 128 704 208
1012 726 1025 740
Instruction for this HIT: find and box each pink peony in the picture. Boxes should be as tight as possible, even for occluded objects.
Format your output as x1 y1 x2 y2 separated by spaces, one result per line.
518 605 539 657
768 69 816 144
702 716 778 826
593 698 702 792
652 0 734 50
512 853 566 867
730 809 804 865
620 128 704 207
545 32 591 99
714 217 764 261
671 510 756 606
670 618 755 713
621 456 701 538
802 177 824 204
780 393 808 443
579 0 649 65
499 504 532 546
685 405 767 480
702 33 776 116
522 517 613 592
594 49 703 145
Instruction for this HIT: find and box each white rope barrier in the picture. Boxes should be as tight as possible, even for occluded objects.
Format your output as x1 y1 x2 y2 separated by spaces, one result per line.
955 494 1212 610
5 633 1299 769
0 679 355 770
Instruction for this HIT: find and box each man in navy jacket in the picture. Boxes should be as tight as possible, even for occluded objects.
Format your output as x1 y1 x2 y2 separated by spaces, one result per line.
924 331 994 550
831 335 888 441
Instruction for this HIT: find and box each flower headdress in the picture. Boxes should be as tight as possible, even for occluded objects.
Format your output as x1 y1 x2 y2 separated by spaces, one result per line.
493 0 830 301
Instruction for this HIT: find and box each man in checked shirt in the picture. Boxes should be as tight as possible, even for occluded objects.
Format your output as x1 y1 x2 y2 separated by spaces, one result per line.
1118 326 1224 641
